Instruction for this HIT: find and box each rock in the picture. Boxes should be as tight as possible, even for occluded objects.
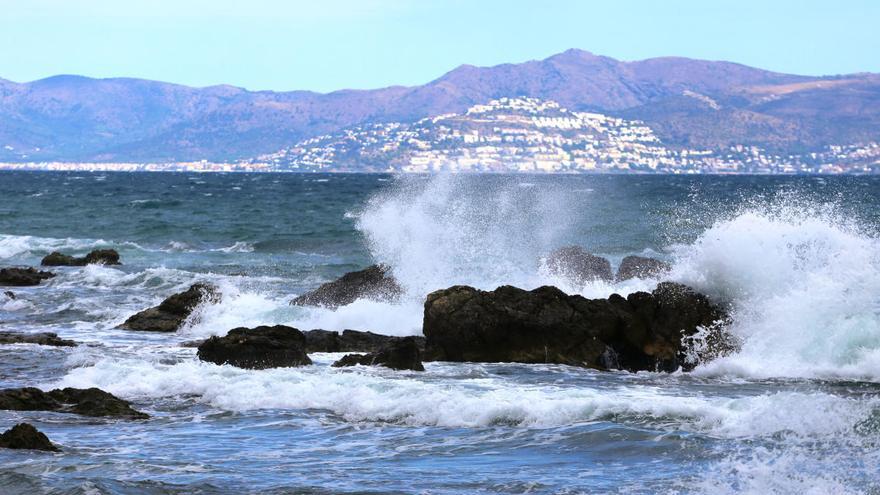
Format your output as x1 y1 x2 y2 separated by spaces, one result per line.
0 332 77 347
119 283 220 332
290 264 402 308
41 249 121 266
0 387 148 419
423 282 727 372
3 290 15 299
545 246 612 284
303 329 425 353
197 325 313 369
0 423 59 452
616 256 671 281
0 267 55 286
332 337 425 371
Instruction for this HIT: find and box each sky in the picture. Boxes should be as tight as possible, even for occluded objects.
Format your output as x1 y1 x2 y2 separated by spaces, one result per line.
1 0 878 92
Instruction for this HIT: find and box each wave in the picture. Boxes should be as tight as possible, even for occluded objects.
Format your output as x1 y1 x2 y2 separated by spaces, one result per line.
52 357 877 435
0 233 121 260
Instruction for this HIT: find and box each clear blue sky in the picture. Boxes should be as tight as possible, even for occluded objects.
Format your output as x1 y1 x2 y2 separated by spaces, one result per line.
1 0 877 92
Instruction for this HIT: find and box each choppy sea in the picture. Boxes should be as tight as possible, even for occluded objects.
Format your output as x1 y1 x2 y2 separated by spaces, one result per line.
1 171 879 494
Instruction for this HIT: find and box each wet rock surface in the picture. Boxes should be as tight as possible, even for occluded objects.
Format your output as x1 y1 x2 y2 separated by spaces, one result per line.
545 246 613 284
41 249 121 266
197 325 313 369
0 423 59 452
423 282 727 372
0 267 56 286
0 387 148 419
290 264 402 308
332 337 425 371
119 283 220 332
615 255 671 281
0 331 77 347
304 329 425 353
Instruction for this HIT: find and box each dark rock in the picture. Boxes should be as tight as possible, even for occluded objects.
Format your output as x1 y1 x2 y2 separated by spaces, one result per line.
197 325 313 369
616 256 671 281
3 290 15 299
0 331 77 347
0 267 55 287
41 249 121 266
47 388 148 419
332 337 424 371
545 246 613 284
423 282 727 372
119 283 220 332
0 387 147 419
0 423 59 452
303 329 425 353
290 264 402 308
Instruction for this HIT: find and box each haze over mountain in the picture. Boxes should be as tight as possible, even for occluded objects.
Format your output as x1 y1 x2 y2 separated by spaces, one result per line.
1 49 878 162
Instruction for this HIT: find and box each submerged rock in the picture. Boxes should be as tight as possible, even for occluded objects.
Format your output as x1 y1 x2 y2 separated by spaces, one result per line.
423 282 727 372
545 246 613 284
0 331 77 347
0 267 55 287
119 283 220 332
303 329 425 353
616 256 671 281
197 325 313 369
0 387 148 419
290 264 402 308
41 249 121 266
332 336 425 371
3 290 15 299
0 423 59 452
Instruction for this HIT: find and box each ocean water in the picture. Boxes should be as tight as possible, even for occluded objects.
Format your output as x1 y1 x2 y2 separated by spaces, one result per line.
1 171 879 494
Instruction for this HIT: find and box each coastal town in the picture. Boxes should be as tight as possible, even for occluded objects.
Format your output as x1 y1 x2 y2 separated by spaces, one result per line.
2 97 879 174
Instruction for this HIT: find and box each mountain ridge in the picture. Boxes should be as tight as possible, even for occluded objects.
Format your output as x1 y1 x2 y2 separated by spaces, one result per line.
1 49 878 162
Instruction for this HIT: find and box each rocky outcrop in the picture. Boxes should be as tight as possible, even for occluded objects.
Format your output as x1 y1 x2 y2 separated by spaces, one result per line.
197 325 313 369
545 246 612 284
0 423 59 452
0 267 55 286
0 332 77 347
616 256 671 281
41 249 121 266
119 283 219 332
332 337 425 371
0 387 148 419
303 329 425 353
423 282 727 372
290 264 402 308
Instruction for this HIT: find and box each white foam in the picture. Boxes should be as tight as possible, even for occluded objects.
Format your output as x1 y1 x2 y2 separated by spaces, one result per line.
52 357 877 435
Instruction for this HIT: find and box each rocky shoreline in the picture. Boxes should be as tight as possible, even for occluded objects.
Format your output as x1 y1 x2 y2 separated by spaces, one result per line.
2 247 732 453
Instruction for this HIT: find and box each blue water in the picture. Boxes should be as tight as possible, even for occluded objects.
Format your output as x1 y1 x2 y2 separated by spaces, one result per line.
1 172 879 494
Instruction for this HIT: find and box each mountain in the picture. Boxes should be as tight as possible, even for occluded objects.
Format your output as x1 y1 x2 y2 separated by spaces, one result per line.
1 49 879 162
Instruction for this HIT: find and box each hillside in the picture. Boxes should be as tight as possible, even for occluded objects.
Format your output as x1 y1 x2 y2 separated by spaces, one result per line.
1 49 879 162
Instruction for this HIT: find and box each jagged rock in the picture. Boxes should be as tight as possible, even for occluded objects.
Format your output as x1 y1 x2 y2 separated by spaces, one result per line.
0 332 77 347
290 264 402 308
41 249 121 266
332 337 424 371
423 282 727 372
616 256 671 281
0 423 59 452
0 387 148 419
119 283 220 332
197 325 312 369
0 267 55 287
545 246 613 284
303 329 425 353
3 290 15 299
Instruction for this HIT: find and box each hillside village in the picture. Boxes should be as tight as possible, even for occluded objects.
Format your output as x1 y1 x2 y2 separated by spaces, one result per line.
253 97 880 174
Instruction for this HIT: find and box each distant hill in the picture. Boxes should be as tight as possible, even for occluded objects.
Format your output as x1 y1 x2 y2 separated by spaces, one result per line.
1 49 879 162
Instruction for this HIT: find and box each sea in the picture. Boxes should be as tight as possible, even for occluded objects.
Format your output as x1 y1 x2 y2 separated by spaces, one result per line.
1 171 879 494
